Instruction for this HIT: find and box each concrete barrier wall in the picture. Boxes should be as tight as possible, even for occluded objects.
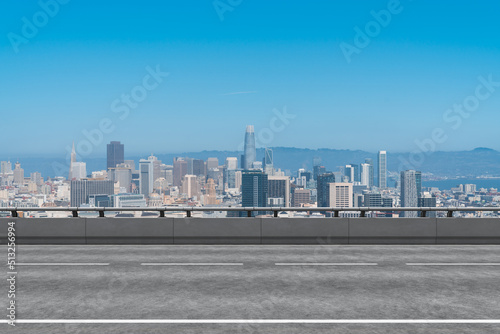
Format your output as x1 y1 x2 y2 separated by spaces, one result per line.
1 217 499 244
261 218 349 244
86 218 174 244
173 218 261 244
349 218 437 244
437 218 500 244
0 218 86 244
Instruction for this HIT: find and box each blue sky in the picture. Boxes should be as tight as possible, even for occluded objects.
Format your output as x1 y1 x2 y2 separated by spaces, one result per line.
1 0 500 157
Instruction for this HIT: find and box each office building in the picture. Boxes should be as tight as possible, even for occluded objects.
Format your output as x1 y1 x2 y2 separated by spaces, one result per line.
182 174 200 199
243 125 256 169
400 170 422 217
139 158 154 196
204 178 218 205
71 162 87 180
107 141 124 169
378 150 387 188
365 158 374 188
1 161 12 174
360 163 371 187
419 192 437 217
13 162 24 185
192 159 206 176
207 158 219 170
317 172 336 207
313 165 326 181
108 165 132 192
329 182 353 207
225 157 238 170
268 175 290 207
173 158 188 187
242 170 268 216
70 179 114 206
293 188 310 207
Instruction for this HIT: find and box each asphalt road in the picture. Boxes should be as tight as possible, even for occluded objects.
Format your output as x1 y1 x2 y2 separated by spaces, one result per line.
2 245 500 334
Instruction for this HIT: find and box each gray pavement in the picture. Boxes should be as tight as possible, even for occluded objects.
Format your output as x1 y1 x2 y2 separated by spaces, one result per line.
2 245 500 333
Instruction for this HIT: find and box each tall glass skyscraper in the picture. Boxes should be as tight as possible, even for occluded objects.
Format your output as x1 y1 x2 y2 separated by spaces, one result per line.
107 141 124 169
243 125 256 170
378 150 387 188
400 170 422 217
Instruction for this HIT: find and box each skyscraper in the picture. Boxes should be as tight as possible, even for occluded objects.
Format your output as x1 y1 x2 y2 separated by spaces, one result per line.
317 172 336 207
360 163 370 187
139 159 154 196
13 162 24 185
400 170 422 217
71 162 87 180
69 142 76 180
173 158 188 187
378 151 387 188
243 125 256 170
241 170 268 216
363 159 374 188
225 157 238 170
107 141 125 169
1 161 12 174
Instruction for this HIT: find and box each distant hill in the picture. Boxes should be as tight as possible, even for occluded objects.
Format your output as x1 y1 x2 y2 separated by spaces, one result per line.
3 147 500 179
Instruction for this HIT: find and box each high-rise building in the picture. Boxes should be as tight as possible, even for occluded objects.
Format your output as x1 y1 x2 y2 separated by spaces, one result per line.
69 142 76 180
107 141 124 169
182 174 200 199
108 165 132 192
365 158 374 188
225 157 238 170
192 159 206 176
30 172 42 186
268 175 290 207
360 163 370 187
400 170 422 217
204 178 218 205
317 172 336 207
241 170 268 216
70 179 114 206
313 165 326 181
378 151 387 188
419 192 437 217
173 158 188 187
1 161 12 174
71 162 87 180
13 162 24 185
207 158 219 170
139 159 154 196
329 182 353 207
345 165 356 183
293 188 311 207
243 125 256 170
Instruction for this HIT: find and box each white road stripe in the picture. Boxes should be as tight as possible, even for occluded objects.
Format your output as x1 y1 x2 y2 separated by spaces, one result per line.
1 319 500 324
141 263 244 266
275 263 378 266
407 263 500 266
16 263 110 266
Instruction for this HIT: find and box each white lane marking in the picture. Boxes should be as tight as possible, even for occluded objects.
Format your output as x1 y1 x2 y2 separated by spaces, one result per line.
275 263 378 266
407 263 500 266
1 319 500 324
141 263 244 266
16 263 110 266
